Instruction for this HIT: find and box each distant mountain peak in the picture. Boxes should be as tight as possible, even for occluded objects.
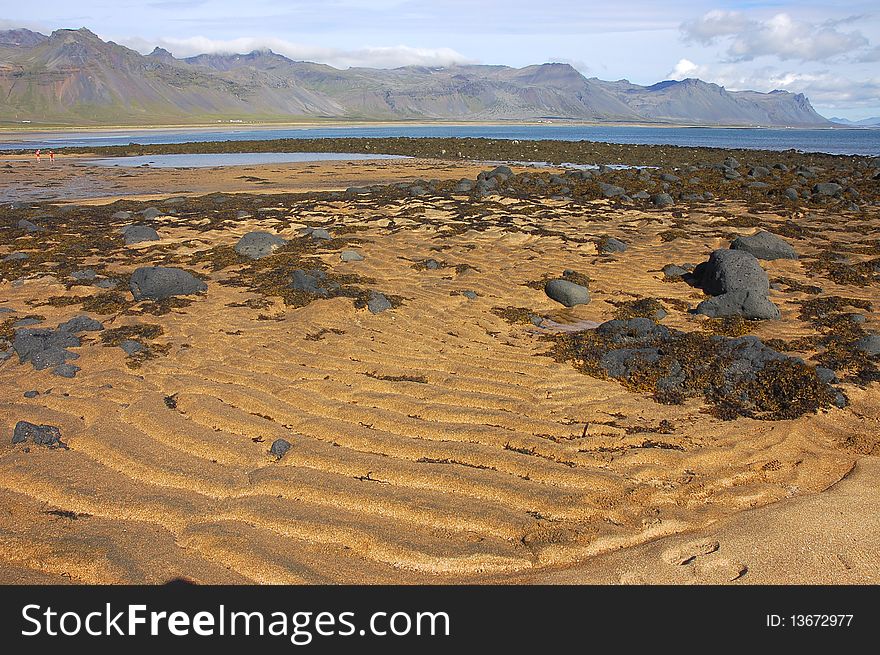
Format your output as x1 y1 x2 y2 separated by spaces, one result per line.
0 27 48 47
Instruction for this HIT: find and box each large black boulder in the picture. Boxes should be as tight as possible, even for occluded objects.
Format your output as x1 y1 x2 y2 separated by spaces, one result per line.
691 249 770 296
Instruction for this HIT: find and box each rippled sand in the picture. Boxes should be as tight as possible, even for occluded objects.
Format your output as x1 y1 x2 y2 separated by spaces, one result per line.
0 157 877 583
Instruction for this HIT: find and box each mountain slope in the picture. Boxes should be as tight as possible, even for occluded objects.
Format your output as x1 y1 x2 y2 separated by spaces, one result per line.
0 28 832 126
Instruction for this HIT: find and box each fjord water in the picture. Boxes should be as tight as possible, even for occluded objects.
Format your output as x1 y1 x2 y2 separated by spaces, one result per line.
2 124 879 156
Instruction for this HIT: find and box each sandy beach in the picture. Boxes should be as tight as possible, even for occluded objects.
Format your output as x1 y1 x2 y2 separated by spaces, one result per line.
1 149 878 584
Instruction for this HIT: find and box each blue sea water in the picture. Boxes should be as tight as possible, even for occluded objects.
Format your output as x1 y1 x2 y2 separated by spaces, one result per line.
2 124 879 156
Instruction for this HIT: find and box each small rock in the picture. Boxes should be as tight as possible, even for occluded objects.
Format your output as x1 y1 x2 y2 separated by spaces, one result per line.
815 367 839 384
23 390 39 398
123 224 160 245
291 269 340 297
18 219 43 232
111 211 132 220
812 182 842 197
119 340 145 355
598 182 625 198
340 250 364 262
453 179 475 193
3 252 28 262
662 264 688 279
141 207 162 219
545 279 590 307
70 269 97 281
461 290 478 300
234 231 287 260
12 421 65 448
650 193 674 207
57 315 104 333
52 363 81 378
597 237 627 254
366 291 392 314
301 227 332 241
270 438 292 459
854 334 880 356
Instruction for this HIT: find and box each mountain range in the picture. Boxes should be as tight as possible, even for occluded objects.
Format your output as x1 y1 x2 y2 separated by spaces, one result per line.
829 116 880 127
0 27 832 127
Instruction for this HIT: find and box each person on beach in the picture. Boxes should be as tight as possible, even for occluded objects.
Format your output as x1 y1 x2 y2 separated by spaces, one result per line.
35 149 41 161
49 150 55 162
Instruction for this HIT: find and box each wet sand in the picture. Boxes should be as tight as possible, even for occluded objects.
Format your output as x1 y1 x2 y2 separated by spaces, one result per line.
0 153 877 584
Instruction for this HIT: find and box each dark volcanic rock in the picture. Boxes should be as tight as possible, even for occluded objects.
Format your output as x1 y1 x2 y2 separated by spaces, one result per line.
366 291 392 314
854 334 880 356
70 269 97 281
691 249 770 296
291 269 340 297
662 264 689 279
119 340 145 355
597 237 627 254
453 179 475 193
12 421 66 448
650 193 674 207
301 227 332 241
598 182 625 198
130 267 207 301
812 182 842 197
57 315 104 333
730 231 798 260
234 231 287 260
122 224 160 245
690 249 778 320
270 438 292 459
13 328 81 371
52 363 81 378
695 289 781 320
18 219 43 232
545 279 590 307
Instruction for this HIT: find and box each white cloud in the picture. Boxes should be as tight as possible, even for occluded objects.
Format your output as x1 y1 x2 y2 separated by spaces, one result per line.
667 58 702 79
680 10 751 44
117 35 475 69
681 11 869 62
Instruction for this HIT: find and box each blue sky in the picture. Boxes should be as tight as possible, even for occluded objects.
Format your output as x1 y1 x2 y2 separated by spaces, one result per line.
4 0 880 118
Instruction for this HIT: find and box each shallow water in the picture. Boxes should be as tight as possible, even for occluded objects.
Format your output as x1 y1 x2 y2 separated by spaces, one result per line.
3 124 879 155
87 152 410 168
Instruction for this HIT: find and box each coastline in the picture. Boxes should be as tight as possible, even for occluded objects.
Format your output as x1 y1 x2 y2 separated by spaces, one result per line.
0 119 854 142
